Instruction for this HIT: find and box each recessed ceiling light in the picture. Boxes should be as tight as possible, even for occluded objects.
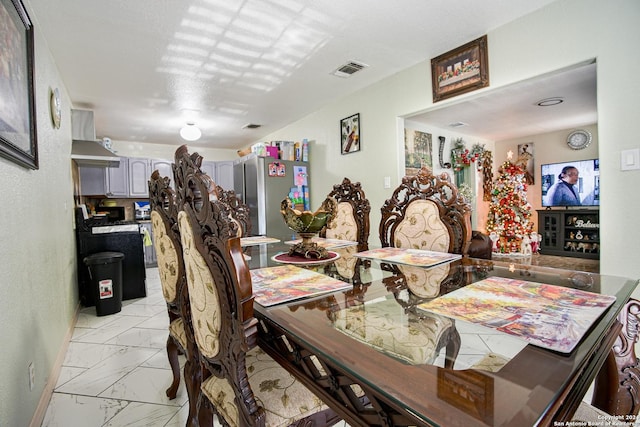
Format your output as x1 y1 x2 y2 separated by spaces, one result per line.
536 97 564 106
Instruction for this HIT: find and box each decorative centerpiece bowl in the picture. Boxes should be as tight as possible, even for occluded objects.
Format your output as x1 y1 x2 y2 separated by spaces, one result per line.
280 197 337 259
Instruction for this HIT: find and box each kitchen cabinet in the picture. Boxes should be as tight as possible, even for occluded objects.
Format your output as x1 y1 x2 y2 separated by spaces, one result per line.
79 166 106 196
78 157 128 197
151 159 174 188
199 160 234 190
106 158 129 197
128 158 151 198
216 161 234 190
79 156 233 198
200 161 216 179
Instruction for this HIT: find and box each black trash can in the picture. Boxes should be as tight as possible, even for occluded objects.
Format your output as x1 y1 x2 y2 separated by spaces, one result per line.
83 252 125 316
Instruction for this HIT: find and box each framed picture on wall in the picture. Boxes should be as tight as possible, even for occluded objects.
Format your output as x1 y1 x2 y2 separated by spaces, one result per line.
404 128 432 176
431 35 489 103
0 0 38 169
517 143 535 184
340 113 360 155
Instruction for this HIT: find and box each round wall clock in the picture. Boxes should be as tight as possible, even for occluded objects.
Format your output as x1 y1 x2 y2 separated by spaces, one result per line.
50 87 61 129
566 129 592 150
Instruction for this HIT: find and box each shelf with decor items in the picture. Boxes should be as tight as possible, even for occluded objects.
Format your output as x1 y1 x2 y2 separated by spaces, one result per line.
537 209 599 259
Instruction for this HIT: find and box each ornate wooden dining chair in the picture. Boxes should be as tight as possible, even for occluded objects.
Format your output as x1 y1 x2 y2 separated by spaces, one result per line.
148 169 199 426
215 184 252 238
320 177 370 250
319 177 371 284
174 146 340 427
379 167 473 256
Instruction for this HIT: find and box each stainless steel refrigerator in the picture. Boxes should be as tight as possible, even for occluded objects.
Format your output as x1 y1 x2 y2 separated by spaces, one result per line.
234 155 310 240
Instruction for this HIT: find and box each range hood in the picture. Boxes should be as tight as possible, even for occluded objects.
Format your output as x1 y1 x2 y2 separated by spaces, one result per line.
71 109 120 167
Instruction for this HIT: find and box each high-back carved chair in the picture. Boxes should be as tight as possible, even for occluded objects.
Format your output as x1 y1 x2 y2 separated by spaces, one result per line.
216 184 252 238
174 146 340 427
320 178 371 284
380 167 472 256
320 177 370 250
148 169 199 426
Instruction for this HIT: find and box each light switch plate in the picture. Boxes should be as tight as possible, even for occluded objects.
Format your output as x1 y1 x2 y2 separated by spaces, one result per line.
620 148 640 171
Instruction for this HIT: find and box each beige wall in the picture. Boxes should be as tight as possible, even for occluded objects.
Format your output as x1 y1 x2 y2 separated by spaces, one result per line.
0 3 78 423
261 0 640 280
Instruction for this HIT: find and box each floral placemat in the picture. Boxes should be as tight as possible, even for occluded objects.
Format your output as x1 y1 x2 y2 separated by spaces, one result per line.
354 247 461 268
250 264 351 306
418 276 616 353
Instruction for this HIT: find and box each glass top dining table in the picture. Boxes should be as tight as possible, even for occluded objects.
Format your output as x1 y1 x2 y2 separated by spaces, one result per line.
243 242 637 426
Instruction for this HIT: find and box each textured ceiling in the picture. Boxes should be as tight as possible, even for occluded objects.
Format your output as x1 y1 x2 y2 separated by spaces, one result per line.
27 0 559 149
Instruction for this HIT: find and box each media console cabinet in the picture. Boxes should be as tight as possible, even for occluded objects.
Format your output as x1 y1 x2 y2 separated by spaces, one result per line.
537 209 599 259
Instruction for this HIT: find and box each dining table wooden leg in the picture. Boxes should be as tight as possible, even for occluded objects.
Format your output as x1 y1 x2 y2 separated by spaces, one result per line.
591 298 640 417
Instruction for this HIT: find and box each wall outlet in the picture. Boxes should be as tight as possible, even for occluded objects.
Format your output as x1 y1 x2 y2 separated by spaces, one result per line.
28 362 35 391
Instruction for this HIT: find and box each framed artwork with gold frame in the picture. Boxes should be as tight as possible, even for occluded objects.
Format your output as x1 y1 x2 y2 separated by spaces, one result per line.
431 35 489 103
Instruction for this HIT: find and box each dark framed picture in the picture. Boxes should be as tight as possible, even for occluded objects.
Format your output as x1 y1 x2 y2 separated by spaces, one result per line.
431 35 489 103
340 113 360 155
0 0 38 169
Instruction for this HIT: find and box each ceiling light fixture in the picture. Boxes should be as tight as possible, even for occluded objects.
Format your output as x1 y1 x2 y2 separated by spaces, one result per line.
536 97 564 107
179 122 202 141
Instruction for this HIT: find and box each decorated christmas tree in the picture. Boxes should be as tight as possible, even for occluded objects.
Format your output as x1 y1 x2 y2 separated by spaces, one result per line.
486 153 535 254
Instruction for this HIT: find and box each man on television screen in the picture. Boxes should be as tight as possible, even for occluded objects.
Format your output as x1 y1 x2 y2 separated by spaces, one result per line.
546 166 581 206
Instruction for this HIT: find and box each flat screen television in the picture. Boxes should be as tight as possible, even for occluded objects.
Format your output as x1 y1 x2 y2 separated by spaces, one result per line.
541 159 599 207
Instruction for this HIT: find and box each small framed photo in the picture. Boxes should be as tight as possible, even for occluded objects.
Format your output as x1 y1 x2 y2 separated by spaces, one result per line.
340 113 360 155
0 0 38 169
431 35 489 103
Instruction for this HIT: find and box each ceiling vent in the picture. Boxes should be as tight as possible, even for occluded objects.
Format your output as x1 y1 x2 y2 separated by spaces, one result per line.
448 121 468 128
331 61 368 78
242 123 261 129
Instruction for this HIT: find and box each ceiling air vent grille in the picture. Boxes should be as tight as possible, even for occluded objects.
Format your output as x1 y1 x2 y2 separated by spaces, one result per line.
448 122 468 128
242 123 261 129
332 61 368 78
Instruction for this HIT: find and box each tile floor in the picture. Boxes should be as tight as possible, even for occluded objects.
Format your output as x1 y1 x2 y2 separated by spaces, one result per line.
42 255 598 426
42 268 193 427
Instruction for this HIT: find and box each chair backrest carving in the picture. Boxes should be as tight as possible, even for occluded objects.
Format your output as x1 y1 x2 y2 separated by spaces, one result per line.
148 170 184 311
321 177 370 250
216 184 251 238
379 167 472 256
174 146 265 425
